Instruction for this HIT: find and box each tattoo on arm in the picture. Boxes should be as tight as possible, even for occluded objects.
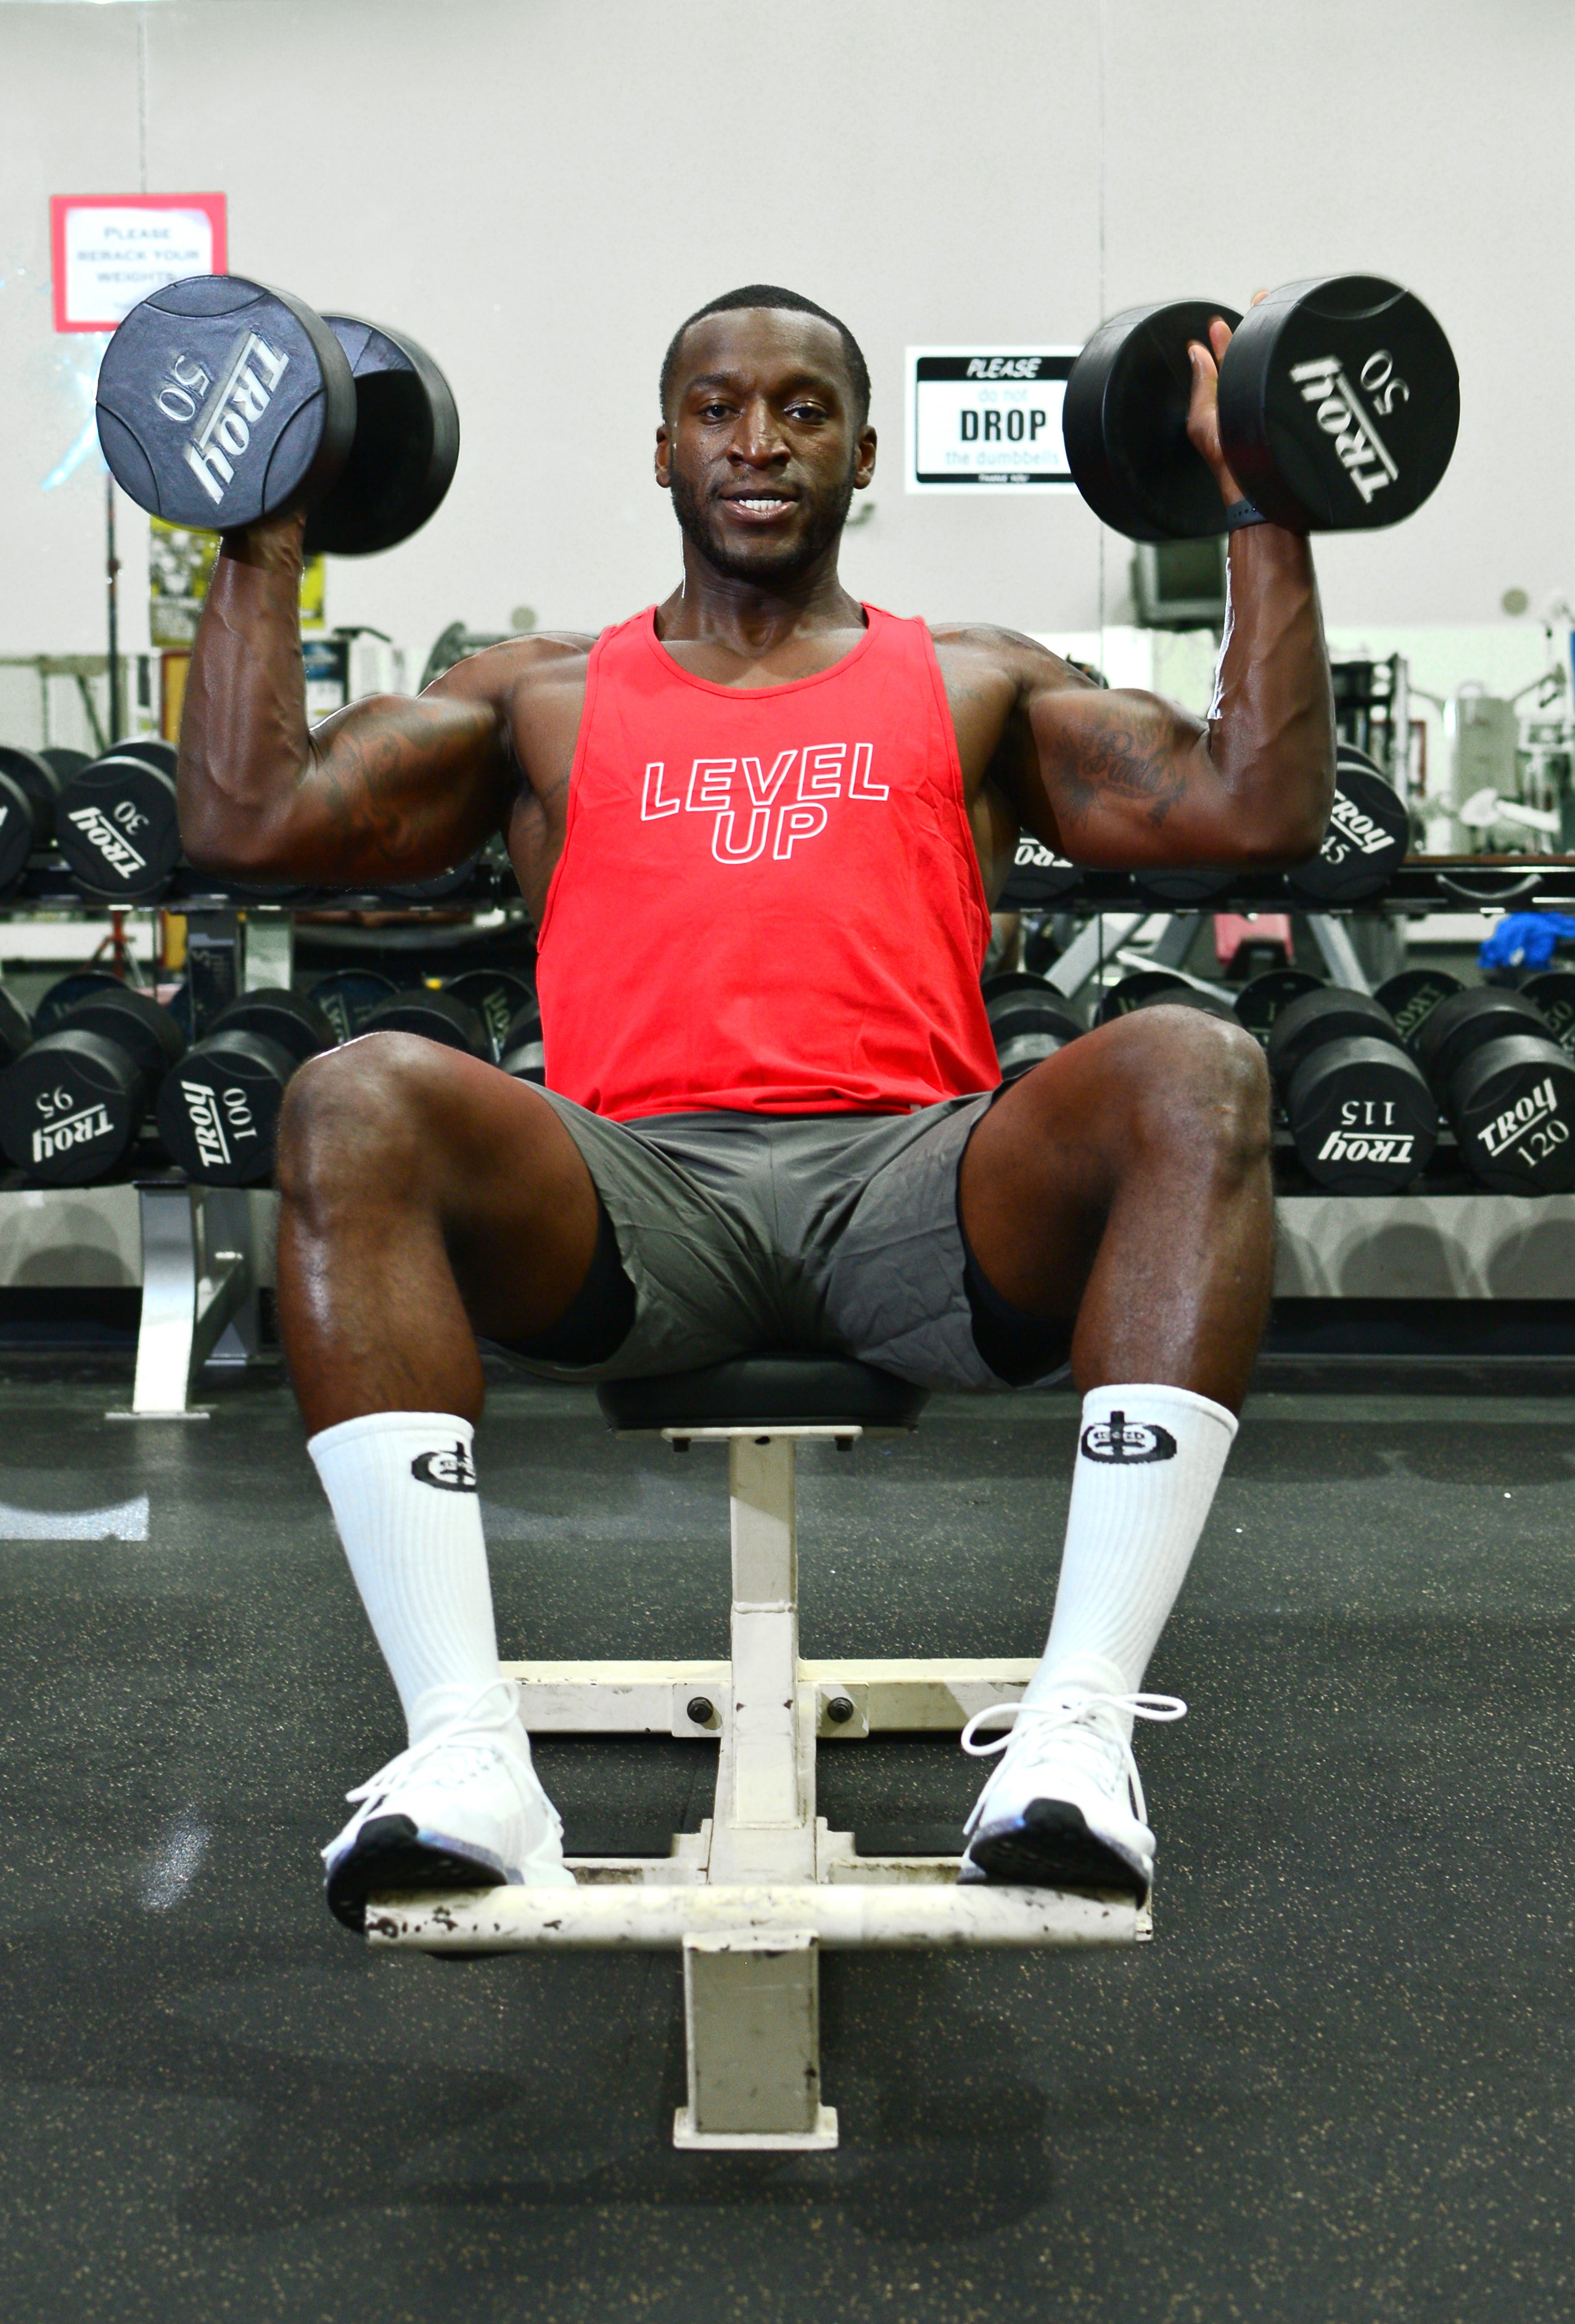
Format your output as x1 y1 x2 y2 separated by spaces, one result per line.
1065 720 1188 828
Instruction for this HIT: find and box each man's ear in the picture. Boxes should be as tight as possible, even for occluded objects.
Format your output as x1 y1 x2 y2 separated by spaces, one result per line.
654 423 672 491
855 425 878 491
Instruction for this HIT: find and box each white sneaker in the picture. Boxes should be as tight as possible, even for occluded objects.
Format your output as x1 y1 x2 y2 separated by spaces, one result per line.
958 1686 1186 1900
323 1678 575 1931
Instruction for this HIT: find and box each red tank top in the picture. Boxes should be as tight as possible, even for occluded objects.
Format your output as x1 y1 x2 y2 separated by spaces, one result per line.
535 605 998 1120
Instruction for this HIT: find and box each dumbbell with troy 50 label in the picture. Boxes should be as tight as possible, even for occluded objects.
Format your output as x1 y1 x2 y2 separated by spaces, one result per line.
96 276 459 551
1063 274 1458 541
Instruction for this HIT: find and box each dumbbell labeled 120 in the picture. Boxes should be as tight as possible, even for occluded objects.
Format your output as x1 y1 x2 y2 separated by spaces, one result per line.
96 276 459 550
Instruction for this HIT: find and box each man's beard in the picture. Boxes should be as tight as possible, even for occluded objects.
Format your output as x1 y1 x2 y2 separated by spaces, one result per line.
670 464 857 583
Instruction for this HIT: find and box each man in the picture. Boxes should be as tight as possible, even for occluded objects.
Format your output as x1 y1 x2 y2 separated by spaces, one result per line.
179 284 1333 1931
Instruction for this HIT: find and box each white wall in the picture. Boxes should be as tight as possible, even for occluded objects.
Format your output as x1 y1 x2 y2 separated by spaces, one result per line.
1 0 1569 676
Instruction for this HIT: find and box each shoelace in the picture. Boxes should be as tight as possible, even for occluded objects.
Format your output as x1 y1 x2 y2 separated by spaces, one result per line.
960 1690 1186 1838
332 1677 528 1851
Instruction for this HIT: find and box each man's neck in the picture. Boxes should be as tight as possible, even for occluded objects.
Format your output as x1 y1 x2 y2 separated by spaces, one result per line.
656 540 865 655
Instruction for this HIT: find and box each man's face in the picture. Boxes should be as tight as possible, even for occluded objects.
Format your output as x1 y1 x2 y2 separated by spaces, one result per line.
656 310 876 585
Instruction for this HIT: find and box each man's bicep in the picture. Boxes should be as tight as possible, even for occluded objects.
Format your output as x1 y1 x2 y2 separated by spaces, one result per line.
1024 681 1217 864
282 689 511 881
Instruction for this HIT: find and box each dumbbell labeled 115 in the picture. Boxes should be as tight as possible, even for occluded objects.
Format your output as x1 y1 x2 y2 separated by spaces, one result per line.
95 276 459 549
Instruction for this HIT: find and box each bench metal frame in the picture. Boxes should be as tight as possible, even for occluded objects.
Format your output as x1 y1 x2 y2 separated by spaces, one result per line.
366 1418 1146 2151
106 1181 258 1420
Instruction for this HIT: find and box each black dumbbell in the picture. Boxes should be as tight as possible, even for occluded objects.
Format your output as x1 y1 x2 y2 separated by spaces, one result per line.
157 988 330 1186
0 990 32 1070
1095 969 1189 1024
32 969 126 1038
1234 967 1325 1046
1373 967 1464 1054
56 749 181 901
215 988 332 1061
1415 988 1575 1193
1516 970 1575 1059
1124 983 1240 1025
105 736 178 778
0 987 183 1185
1286 745 1409 906
307 969 399 1043
0 745 60 893
376 850 487 905
1267 988 1437 1191
96 276 457 555
981 974 1085 1081
38 746 90 787
996 832 1084 909
443 969 537 1063
1064 274 1457 540
305 314 461 557
362 987 488 1055
499 1001 545 1085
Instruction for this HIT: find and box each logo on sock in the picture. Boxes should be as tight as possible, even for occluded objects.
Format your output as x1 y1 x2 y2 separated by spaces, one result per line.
1080 1410 1177 1464
411 1442 479 1493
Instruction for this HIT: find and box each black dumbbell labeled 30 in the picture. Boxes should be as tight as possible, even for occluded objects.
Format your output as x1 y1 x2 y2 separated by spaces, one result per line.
56 751 181 901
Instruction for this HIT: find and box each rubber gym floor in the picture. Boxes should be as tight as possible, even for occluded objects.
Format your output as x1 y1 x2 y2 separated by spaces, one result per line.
3 1355 1572 2324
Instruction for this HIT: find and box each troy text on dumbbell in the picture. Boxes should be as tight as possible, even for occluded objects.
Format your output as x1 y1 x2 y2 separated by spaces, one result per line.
155 329 292 513
1285 349 1405 510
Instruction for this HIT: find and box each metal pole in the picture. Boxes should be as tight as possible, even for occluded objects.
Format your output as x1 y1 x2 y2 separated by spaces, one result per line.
105 472 121 744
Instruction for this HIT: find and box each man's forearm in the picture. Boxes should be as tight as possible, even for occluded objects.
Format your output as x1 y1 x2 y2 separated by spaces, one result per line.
1207 522 1334 856
178 514 312 871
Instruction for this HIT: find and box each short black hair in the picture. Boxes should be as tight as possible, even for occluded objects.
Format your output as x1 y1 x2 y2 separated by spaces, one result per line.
659 285 870 424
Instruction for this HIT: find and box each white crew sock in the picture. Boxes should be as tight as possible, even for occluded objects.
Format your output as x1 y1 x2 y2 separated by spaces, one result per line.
1026 1384 1238 1718
308 1411 503 1746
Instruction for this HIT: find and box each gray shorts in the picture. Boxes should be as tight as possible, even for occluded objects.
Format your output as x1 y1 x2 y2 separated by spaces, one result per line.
508 1089 1059 1394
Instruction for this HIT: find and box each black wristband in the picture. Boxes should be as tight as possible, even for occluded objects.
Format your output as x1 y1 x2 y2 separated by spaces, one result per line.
1225 498 1269 531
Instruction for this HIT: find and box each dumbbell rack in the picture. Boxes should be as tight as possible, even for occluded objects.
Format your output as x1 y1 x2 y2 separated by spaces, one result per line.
0 1171 1568 1426
2 873 1575 1412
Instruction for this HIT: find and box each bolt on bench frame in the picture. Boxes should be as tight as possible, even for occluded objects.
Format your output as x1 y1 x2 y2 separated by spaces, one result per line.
366 1401 1148 2152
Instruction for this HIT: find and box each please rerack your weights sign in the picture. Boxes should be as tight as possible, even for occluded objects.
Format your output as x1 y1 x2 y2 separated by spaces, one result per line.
907 348 1077 493
50 193 226 334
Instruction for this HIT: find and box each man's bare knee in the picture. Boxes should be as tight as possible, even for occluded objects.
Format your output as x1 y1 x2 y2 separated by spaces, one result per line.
1105 1007 1272 1173
276 1033 454 1209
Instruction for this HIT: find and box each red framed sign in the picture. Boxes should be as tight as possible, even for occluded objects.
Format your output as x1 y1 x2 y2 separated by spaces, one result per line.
50 192 226 332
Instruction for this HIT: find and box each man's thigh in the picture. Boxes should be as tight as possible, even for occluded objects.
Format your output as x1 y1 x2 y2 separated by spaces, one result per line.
497 1090 778 1381
280 1032 602 1346
815 1090 1070 1392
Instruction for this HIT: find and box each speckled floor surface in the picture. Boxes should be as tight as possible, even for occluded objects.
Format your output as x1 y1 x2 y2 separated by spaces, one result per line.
2 1368 1572 2323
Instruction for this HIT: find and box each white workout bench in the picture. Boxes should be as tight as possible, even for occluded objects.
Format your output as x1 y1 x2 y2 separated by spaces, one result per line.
365 1354 1147 2150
